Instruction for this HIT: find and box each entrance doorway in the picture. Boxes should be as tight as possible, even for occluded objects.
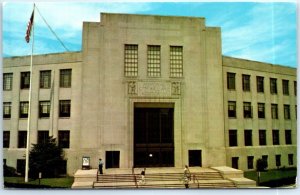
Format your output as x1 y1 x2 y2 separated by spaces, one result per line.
134 103 174 167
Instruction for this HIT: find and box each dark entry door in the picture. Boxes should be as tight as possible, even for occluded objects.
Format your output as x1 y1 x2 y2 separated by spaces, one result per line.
134 107 174 167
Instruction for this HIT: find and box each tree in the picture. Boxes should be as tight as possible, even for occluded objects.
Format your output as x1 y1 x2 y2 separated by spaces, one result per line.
29 136 65 179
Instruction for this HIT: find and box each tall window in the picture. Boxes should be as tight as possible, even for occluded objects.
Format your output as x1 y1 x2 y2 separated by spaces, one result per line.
124 44 138 77
39 101 51 118
257 103 265 119
3 131 10 148
37 131 49 144
228 101 236 118
262 155 268 168
19 101 29 118
288 154 294 165
3 73 13 91
60 69 72 88
244 130 253 146
256 76 264 93
147 45 161 77
227 72 235 90
170 46 183 77
3 102 11 119
294 81 297 96
59 100 71 117
229 130 237 147
20 72 30 89
243 102 252 118
259 130 267 146
18 131 27 148
271 104 278 119
270 78 277 94
40 70 51 88
242 74 250 91
275 155 281 167
284 104 290 119
282 80 289 95
232 157 239 169
272 130 280 145
58 130 70 148
247 156 254 169
285 130 292 145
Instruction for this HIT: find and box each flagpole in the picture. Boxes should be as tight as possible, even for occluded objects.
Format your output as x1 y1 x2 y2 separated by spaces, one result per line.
25 4 35 183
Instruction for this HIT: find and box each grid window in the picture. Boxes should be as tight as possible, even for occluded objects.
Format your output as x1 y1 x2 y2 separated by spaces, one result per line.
147 45 161 77
247 156 254 169
288 154 293 165
20 72 30 89
256 76 264 93
284 104 290 119
243 102 252 118
272 130 280 145
228 101 236 118
40 70 51 88
19 101 29 118
271 104 278 119
270 78 277 94
275 155 281 167
258 103 265 119
60 69 72 88
285 130 292 145
3 102 11 119
59 100 71 117
244 130 253 146
262 155 268 168
227 72 235 90
124 44 138 77
259 130 267 146
18 131 27 148
3 131 10 148
170 46 183 77
37 131 49 145
282 80 289 95
39 101 51 118
229 130 237 147
294 81 297 96
58 130 70 148
3 73 13 90
232 157 239 169
242 74 250 91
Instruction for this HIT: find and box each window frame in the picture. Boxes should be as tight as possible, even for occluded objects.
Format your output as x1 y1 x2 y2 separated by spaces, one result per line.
170 46 183 78
243 102 252 118
3 73 13 91
259 129 267 146
242 74 251 92
256 76 264 93
270 78 277 94
58 130 70 148
229 130 238 147
3 131 10 148
228 101 236 118
285 130 292 145
39 101 51 118
59 100 71 118
19 101 29 118
37 131 49 145
271 104 278 119
257 103 265 119
20 72 30 89
147 45 161 77
124 44 138 77
244 130 253 146
284 104 291 120
60 69 72 88
18 131 27 148
272 130 280 145
227 72 236 90
3 102 11 119
40 70 51 89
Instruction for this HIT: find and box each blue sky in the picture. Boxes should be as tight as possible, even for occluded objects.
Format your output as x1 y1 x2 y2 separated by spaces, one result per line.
2 1 297 67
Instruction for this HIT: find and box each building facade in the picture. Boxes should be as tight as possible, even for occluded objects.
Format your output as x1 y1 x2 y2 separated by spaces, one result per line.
2 13 297 175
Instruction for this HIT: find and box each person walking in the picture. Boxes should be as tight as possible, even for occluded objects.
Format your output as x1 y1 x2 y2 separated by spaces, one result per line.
98 159 104 174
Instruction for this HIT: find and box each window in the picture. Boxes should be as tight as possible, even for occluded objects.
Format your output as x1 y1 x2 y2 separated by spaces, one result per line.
272 130 280 145
257 103 265 119
106 151 120 168
270 78 277 94
271 104 278 119
284 104 290 119
256 76 264 93
295 105 297 119
244 130 252 146
39 101 51 118
40 70 51 88
188 150 202 167
275 155 281 167
229 130 237 147
124 44 138 77
20 72 30 89
288 154 294 165
285 130 292 145
232 157 239 169
242 74 250 91
228 101 236 118
282 80 289 95
294 81 297 96
147 45 161 77
243 102 252 118
3 73 13 90
3 102 11 119
59 100 71 117
18 131 27 148
262 155 268 168
58 130 70 148
37 131 49 144
19 101 29 118
259 130 267 146
3 131 10 148
60 69 72 88
227 72 235 90
247 156 254 169
170 46 183 77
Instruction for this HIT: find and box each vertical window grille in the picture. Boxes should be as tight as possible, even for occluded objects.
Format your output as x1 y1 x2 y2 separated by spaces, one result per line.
242 74 250 91
20 72 30 89
170 46 183 77
228 101 236 118
40 70 51 88
3 102 11 118
243 102 252 118
39 101 51 118
59 100 71 117
227 72 235 90
284 104 290 119
60 69 72 87
282 80 289 95
3 73 13 90
256 76 264 93
258 103 265 119
271 104 278 119
270 78 277 94
147 45 161 77
19 101 29 118
124 44 138 77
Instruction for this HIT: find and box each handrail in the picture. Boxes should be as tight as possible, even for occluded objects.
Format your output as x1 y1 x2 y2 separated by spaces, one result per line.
192 173 200 188
132 167 138 188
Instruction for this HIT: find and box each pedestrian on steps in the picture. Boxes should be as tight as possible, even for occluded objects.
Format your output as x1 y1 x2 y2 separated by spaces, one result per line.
138 168 146 184
99 159 103 174
183 165 191 188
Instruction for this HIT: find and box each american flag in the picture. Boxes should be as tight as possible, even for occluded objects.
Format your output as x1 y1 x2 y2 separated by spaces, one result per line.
25 10 34 43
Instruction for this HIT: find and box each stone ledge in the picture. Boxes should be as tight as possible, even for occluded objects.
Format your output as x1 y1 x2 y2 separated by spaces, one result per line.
211 166 243 179
73 169 98 183
72 181 94 189
228 177 257 188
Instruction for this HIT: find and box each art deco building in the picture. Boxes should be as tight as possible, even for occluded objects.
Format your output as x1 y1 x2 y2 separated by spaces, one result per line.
3 13 297 176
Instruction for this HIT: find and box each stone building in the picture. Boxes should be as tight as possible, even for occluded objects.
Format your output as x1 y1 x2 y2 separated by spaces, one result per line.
2 13 297 175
